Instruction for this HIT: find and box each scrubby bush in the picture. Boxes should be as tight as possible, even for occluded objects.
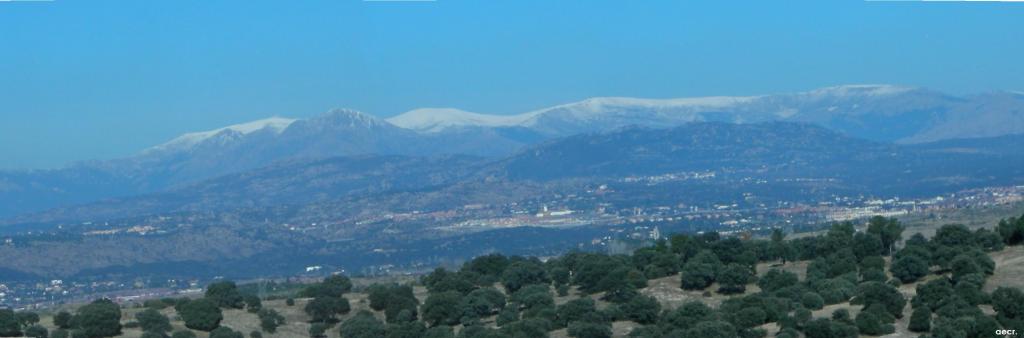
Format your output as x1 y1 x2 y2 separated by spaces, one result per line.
178 298 223 331
135 308 172 334
801 292 824 310
205 281 244 309
909 306 931 332
339 311 386 338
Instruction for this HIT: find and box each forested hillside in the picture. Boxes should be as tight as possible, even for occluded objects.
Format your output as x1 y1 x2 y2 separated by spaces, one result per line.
6 213 1024 338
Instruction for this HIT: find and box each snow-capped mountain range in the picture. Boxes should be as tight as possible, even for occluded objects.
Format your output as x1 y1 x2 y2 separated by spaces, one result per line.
1 84 1022 218
145 84 1023 157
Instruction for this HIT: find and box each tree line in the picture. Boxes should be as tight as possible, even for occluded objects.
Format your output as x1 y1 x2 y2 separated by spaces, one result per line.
2 213 1024 338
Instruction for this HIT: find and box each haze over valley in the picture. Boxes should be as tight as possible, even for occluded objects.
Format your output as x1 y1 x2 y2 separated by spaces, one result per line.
1 86 1022 293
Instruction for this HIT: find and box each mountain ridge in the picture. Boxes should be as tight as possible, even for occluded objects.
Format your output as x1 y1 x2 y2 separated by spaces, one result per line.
2 85 1023 218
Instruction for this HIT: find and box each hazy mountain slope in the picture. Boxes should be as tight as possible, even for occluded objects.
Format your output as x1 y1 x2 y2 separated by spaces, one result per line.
2 122 1022 279
4 85 1023 219
390 85 1024 143
8 122 1023 227
493 122 886 180
0 110 433 218
0 166 147 219
489 122 1024 195
910 133 1024 156
2 155 483 225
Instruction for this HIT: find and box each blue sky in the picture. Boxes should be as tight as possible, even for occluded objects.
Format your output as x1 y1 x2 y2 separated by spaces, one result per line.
1 0 1022 169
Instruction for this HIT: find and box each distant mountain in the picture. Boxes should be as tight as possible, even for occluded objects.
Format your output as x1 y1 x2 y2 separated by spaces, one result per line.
389 85 1024 143
3 155 483 225
490 123 1024 196
0 109 420 218
3 121 1022 279
9 121 1023 226
3 85 1023 218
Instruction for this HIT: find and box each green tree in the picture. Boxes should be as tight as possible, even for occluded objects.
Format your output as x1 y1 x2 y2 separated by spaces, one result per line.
367 284 419 318
733 307 767 329
339 311 386 338
866 216 903 256
757 269 798 293
50 330 68 338
135 308 172 334
205 281 244 309
717 263 752 294
890 255 929 283
463 254 511 280
140 332 164 338
831 309 852 324
308 323 328 338
819 222 856 255
143 299 170 311
171 331 197 338
770 229 795 263
933 224 975 248
685 320 738 338
593 267 643 303
975 228 1005 251
0 309 21 337
950 254 981 282
621 295 660 324
423 326 454 338
209 327 243 338
496 305 519 327
257 309 285 333
460 287 505 318
859 255 886 272
855 282 905 318
852 232 883 260
24 325 48 338
997 215 1024 245
501 260 550 293
70 299 122 338
993 287 1024 320
855 311 893 336
567 321 612 338
499 317 551 337
555 298 597 328
803 318 838 338
304 296 350 323
422 269 476 295
384 296 419 324
670 234 700 261
859 269 887 283
16 312 40 328
178 298 223 332
422 291 463 326
385 320 426 338
243 295 262 313
914 278 953 310
802 292 825 310
908 306 931 332
662 301 713 331
681 250 720 290
510 285 553 311
53 312 73 329
299 275 353 298
825 249 858 278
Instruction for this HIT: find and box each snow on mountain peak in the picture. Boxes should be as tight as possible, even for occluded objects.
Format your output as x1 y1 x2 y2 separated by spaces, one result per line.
148 117 296 153
388 108 535 133
555 96 761 111
803 84 915 98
